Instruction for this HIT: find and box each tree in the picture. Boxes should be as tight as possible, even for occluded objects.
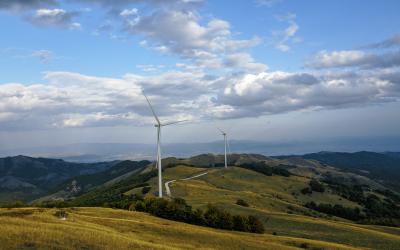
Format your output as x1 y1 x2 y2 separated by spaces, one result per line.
247 215 265 233
233 215 248 231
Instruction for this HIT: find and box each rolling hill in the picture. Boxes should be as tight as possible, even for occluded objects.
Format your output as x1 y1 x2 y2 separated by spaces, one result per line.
1 151 400 249
297 151 400 191
0 155 118 203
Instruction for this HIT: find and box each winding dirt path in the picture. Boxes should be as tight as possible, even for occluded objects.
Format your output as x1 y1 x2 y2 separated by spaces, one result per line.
165 172 208 197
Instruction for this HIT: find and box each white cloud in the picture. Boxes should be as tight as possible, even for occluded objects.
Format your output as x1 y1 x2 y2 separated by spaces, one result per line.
123 9 262 70
69 22 82 30
364 34 400 49
214 68 400 118
136 64 165 72
0 0 56 12
224 53 268 73
1 64 400 130
308 50 368 68
307 50 400 69
272 13 299 52
255 0 282 7
31 50 54 63
0 70 212 130
29 8 80 29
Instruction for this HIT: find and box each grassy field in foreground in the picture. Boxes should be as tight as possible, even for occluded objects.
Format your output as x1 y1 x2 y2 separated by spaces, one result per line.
0 207 362 250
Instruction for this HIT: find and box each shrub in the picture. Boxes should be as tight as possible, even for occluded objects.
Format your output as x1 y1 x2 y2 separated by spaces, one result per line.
300 242 309 249
309 179 325 192
236 199 249 207
142 186 151 195
54 210 68 219
301 187 312 195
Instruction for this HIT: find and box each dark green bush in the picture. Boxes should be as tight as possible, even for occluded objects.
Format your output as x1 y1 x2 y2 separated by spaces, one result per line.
309 179 325 192
236 199 249 207
301 187 312 195
305 202 363 221
142 186 151 194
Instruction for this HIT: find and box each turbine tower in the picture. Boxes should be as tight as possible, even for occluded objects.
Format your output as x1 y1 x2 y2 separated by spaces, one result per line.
144 93 185 198
218 128 228 168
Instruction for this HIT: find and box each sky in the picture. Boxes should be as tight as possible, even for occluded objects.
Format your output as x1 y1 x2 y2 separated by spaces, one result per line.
0 0 400 152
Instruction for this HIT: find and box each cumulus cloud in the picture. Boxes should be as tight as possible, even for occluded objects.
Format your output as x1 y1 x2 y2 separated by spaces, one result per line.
0 72 143 130
224 53 268 73
123 9 262 70
29 8 81 29
215 69 400 118
0 70 210 130
307 50 400 69
0 0 56 12
136 64 165 72
308 35 400 69
1 64 400 130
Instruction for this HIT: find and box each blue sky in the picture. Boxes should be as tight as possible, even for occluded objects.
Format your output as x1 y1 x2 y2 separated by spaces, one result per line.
0 0 400 152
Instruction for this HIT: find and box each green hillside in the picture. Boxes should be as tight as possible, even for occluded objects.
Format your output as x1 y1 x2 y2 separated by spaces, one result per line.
300 151 400 191
0 156 117 203
2 153 400 249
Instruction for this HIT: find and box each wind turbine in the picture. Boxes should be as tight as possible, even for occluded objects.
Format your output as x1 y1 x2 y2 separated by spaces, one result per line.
144 93 186 198
218 128 228 168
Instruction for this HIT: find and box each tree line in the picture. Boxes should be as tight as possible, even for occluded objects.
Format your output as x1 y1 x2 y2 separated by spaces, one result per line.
130 197 265 234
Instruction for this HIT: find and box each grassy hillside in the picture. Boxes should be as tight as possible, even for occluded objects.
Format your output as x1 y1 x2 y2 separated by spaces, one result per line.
140 165 400 249
2 153 400 249
0 156 117 203
0 207 368 250
300 151 400 191
36 160 151 203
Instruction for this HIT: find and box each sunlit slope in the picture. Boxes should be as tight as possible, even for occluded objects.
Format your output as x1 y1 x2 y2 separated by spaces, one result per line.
143 165 400 250
0 207 360 250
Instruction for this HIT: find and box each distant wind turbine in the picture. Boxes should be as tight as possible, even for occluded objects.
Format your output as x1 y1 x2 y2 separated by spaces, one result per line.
218 128 229 168
144 93 186 198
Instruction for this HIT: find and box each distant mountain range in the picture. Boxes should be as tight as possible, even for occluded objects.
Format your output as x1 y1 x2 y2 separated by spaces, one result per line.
1 151 400 205
0 156 118 203
1 136 400 162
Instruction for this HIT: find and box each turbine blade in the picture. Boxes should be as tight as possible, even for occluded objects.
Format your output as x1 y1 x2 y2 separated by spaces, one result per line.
143 93 160 125
161 119 188 126
217 127 225 135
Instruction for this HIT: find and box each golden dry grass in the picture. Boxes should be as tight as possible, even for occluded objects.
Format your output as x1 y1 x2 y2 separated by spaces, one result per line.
0 207 362 250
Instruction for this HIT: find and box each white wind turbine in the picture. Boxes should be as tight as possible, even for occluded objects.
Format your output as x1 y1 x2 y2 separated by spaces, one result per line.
144 93 186 198
218 128 229 168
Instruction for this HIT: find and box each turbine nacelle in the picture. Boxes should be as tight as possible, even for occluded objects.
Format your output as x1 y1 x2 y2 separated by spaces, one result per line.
217 127 229 169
